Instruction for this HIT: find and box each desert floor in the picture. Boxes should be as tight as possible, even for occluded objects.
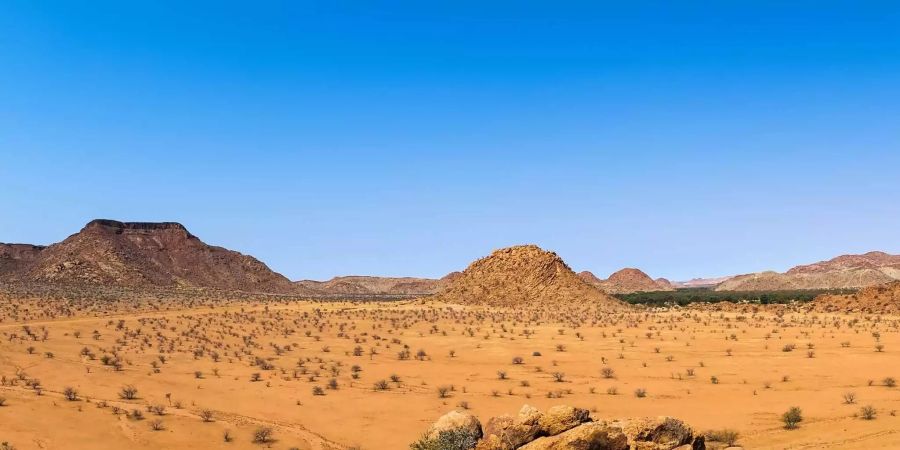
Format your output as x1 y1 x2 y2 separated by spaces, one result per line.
1 298 899 449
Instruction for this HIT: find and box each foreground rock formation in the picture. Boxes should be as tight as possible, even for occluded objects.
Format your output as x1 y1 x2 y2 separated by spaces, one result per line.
414 406 705 450
430 245 625 309
717 251 899 291
0 219 297 293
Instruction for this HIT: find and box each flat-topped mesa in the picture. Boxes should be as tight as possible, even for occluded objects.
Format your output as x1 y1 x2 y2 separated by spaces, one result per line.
83 219 193 236
1 218 295 293
431 244 625 309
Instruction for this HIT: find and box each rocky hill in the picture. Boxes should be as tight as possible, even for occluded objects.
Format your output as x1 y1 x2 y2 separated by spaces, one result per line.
295 273 458 296
1 219 296 293
717 251 900 291
655 277 675 289
580 267 674 294
431 245 624 309
810 281 900 314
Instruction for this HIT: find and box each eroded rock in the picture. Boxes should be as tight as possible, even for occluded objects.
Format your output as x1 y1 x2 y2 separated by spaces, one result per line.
519 422 628 450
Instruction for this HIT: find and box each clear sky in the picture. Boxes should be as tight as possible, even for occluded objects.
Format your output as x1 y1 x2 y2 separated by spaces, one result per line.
1 1 898 281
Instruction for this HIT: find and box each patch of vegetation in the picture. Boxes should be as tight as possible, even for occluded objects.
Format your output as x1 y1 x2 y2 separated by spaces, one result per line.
410 428 481 450
615 288 857 306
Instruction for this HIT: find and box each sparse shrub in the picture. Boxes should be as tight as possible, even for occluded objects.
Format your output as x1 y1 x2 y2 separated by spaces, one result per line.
437 386 451 398
63 387 78 401
634 388 647 398
860 405 877 420
119 385 138 400
253 427 273 443
843 392 856 404
705 429 739 446
782 406 803 429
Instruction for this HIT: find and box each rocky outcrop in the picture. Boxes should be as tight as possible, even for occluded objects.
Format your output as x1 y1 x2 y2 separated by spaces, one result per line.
538 405 591 436
427 410 483 440
0 243 46 276
610 417 698 450
416 405 705 450
519 422 627 450
475 405 543 450
413 410 483 450
810 280 900 314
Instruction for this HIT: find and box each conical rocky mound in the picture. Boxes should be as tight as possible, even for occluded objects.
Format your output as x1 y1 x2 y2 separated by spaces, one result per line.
4 219 296 293
431 245 624 308
598 268 674 294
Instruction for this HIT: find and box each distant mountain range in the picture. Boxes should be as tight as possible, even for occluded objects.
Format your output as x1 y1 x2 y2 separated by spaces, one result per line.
2 219 897 296
716 251 900 291
295 274 459 296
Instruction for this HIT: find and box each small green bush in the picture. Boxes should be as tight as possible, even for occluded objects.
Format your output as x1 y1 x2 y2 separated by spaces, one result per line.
410 428 480 450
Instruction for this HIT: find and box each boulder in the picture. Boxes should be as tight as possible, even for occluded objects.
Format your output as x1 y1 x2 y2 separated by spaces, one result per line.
519 422 628 450
426 409 483 442
538 405 591 436
476 405 543 450
614 417 696 450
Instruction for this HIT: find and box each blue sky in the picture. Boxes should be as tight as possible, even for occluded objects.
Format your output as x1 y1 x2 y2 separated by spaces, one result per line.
1 1 898 281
